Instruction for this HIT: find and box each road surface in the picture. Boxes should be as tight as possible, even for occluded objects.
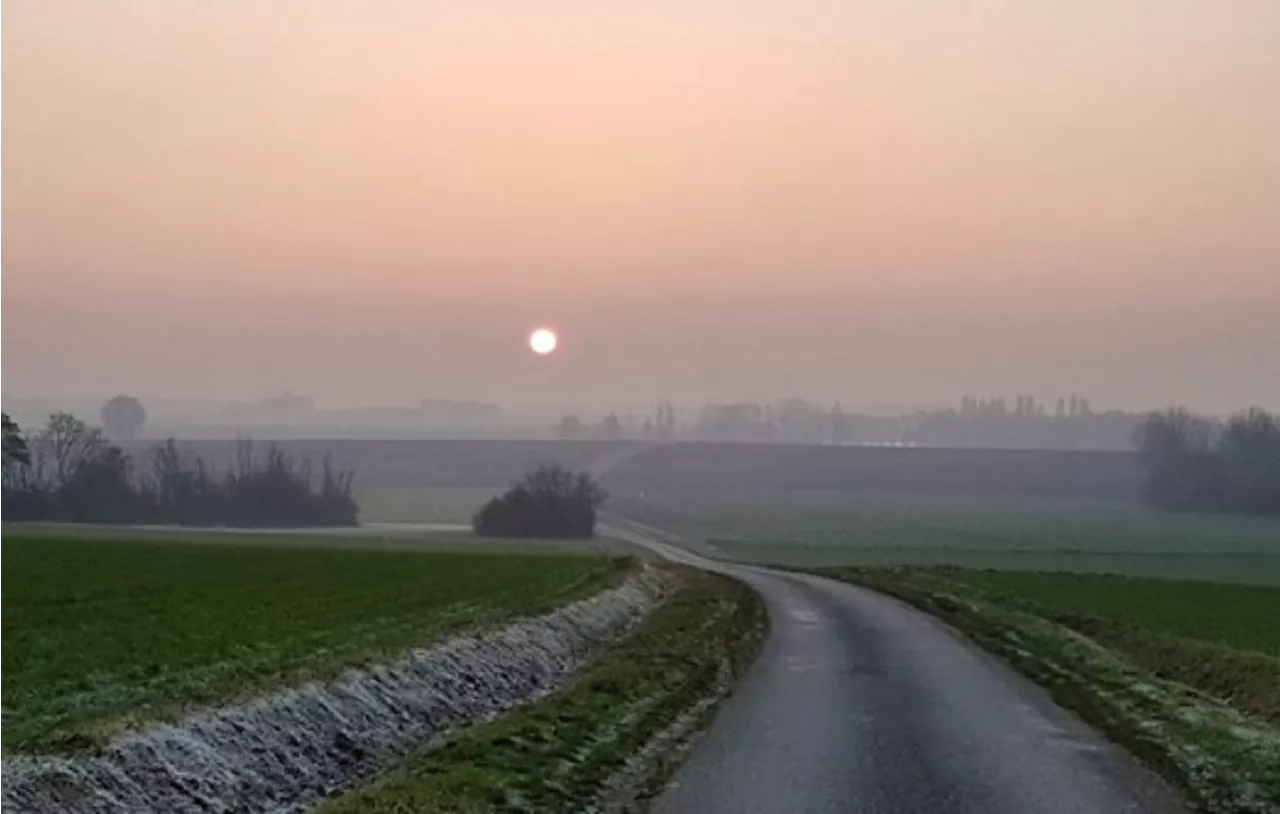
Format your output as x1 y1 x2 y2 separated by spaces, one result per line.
605 525 1184 814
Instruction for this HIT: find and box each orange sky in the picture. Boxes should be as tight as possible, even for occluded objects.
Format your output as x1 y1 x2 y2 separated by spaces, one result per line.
4 1 1279 413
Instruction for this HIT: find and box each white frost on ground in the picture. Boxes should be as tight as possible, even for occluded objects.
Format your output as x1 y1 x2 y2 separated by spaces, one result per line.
2 568 674 814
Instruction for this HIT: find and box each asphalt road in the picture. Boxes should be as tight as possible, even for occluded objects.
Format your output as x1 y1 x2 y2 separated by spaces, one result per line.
605 526 1185 814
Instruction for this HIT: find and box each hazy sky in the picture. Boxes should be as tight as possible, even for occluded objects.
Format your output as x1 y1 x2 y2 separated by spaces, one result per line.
5 0 1279 414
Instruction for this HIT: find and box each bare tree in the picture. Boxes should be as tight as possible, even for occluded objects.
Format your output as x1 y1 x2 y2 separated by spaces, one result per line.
2 413 31 490
4 414 359 525
1218 408 1280 514
0 412 28 470
31 413 111 491
1132 407 1220 511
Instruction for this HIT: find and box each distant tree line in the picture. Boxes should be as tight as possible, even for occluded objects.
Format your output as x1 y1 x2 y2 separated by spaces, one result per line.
557 395 1142 450
473 464 606 538
556 401 677 442
2 413 358 526
899 395 1137 449
1133 407 1280 516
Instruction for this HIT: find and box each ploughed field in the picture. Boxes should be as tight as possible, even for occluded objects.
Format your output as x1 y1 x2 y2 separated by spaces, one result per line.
2 531 627 754
605 442 1145 505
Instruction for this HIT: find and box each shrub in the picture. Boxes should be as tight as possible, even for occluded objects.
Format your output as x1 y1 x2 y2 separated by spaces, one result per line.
473 465 606 539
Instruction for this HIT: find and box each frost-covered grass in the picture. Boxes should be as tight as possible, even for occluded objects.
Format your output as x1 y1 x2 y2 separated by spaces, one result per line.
317 569 766 814
2 533 628 754
2 569 671 814
912 570 1280 726
822 567 1280 813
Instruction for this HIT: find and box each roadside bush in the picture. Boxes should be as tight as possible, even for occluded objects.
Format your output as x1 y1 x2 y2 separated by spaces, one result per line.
473 464 606 538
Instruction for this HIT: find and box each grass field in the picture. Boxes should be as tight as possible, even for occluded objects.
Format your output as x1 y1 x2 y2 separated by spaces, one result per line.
936 570 1280 656
597 441 1280 582
3 522 640 557
903 569 1280 727
318 569 765 813
820 567 1280 811
358 485 496 524
613 495 1280 583
2 532 629 754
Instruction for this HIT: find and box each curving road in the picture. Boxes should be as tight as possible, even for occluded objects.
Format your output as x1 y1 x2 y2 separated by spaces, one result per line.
606 526 1185 814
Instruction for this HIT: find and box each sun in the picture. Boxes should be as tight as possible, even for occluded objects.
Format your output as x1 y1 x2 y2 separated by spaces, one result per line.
529 327 558 355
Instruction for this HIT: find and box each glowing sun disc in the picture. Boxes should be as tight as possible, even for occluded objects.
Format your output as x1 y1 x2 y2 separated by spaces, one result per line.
529 328 558 355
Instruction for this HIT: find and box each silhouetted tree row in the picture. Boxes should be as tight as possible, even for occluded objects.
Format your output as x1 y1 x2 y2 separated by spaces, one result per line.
2 413 358 526
551 395 1144 449
901 395 1136 449
685 395 1139 449
473 464 606 539
556 402 677 442
1133 407 1280 516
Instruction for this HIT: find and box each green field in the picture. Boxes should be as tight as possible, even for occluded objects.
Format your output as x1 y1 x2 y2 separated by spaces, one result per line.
614 495 1280 583
358 485 496 524
935 570 1280 656
2 532 628 753
896 568 1280 727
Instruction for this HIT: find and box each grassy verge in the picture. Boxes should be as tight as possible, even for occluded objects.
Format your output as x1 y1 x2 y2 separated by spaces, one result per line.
926 570 1280 725
317 569 766 814
2 533 628 754
818 567 1280 813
